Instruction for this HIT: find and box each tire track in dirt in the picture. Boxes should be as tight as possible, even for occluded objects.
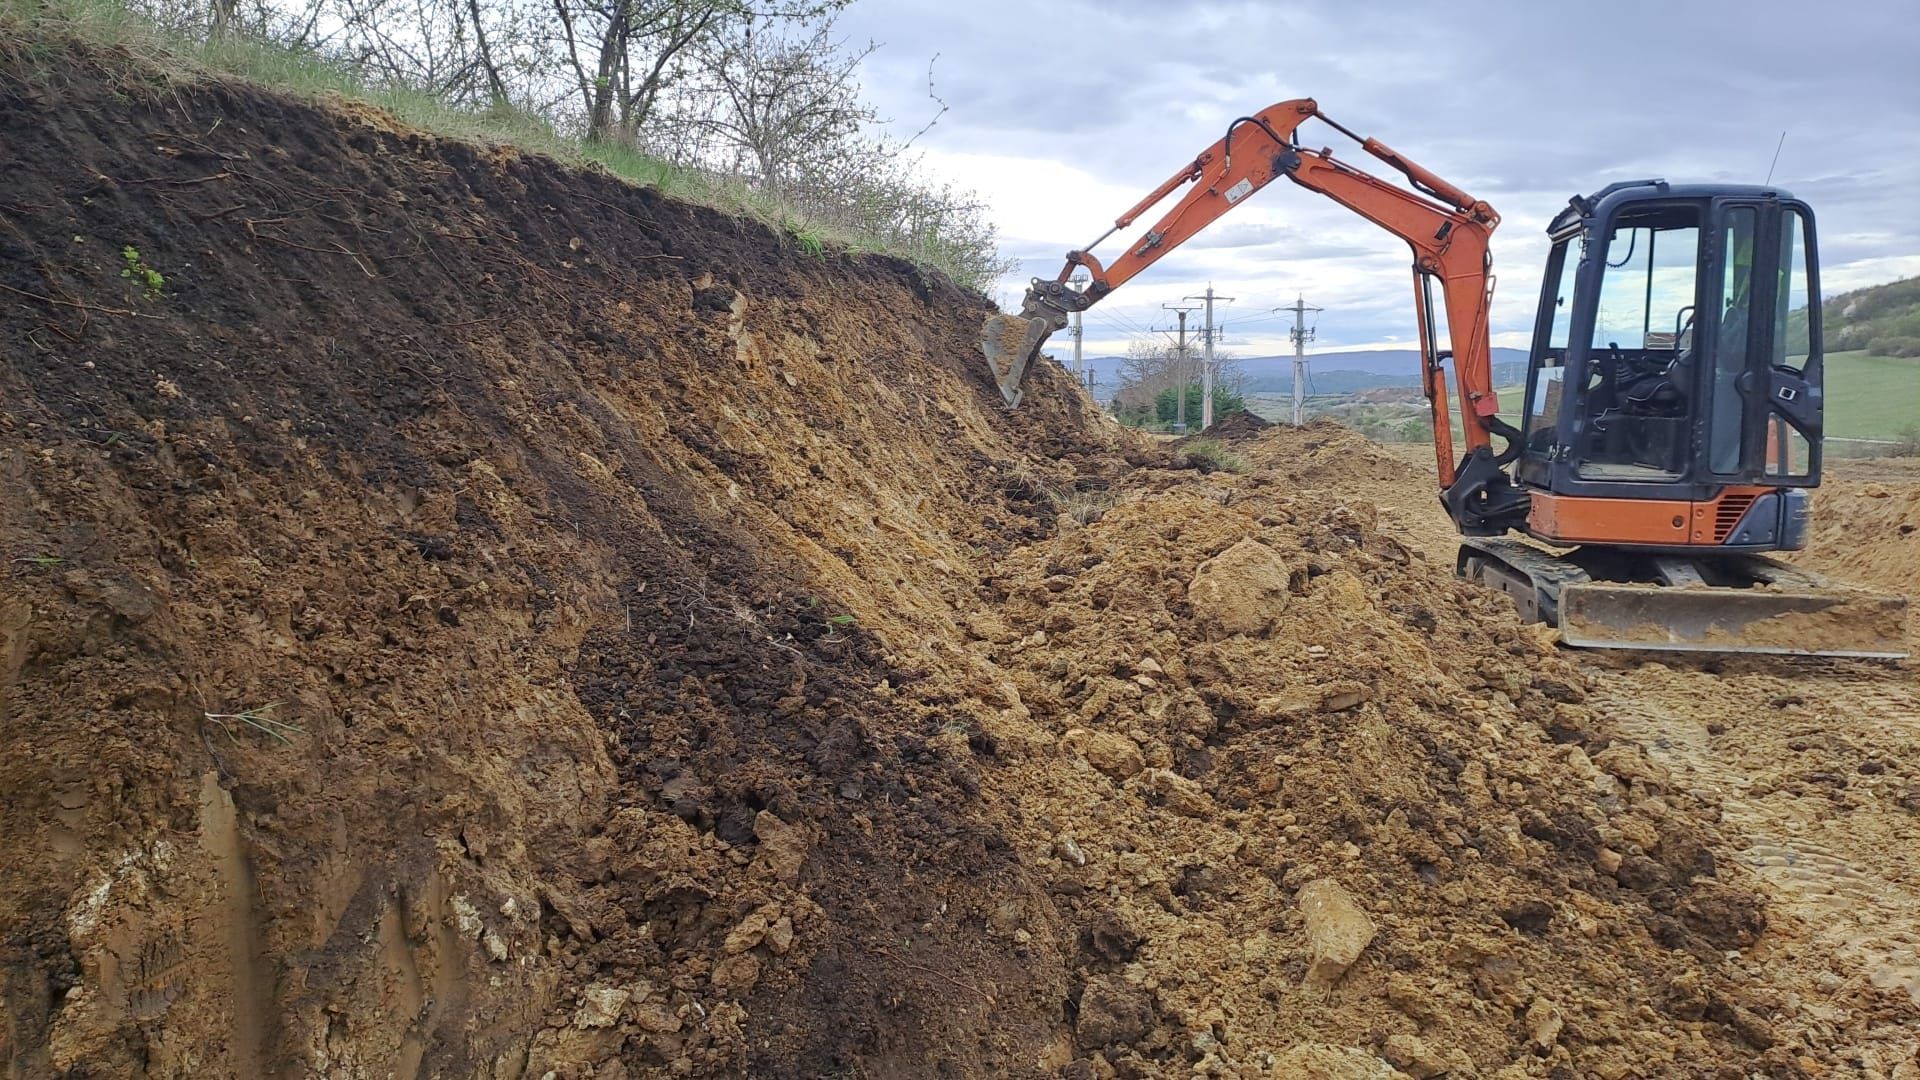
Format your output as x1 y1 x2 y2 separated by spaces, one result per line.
1364 441 1920 1069
1593 662 1920 1011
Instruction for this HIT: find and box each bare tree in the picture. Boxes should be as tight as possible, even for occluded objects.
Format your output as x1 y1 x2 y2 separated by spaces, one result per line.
128 0 1016 289
1113 338 1243 418
689 10 872 192
1115 338 1184 413
465 0 509 107
547 0 819 146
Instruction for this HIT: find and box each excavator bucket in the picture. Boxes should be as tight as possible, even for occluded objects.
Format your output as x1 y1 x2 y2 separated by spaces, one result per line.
1460 538 1910 659
979 312 1054 408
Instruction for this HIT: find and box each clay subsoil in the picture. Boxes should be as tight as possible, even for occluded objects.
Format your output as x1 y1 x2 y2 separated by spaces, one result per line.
2 41 1917 1080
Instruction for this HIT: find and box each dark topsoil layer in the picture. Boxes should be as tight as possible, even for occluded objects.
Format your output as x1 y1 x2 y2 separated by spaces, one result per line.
0 39 1122 1078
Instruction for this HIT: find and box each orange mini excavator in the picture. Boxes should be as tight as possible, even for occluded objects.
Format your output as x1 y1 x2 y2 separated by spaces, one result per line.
983 99 1907 657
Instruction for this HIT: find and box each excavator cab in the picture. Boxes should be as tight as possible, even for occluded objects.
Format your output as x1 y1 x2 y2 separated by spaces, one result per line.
1463 180 1904 656
1513 181 1823 546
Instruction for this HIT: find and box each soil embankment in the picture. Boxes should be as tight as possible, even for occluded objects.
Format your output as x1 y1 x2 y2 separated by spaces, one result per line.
1 45 1115 1077
3 42 1908 1079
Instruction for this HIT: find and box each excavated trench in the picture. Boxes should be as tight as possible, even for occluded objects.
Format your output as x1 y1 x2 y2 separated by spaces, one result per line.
3 41 1916 1080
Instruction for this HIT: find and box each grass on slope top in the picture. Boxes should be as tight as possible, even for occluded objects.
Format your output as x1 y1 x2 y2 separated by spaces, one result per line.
0 0 970 286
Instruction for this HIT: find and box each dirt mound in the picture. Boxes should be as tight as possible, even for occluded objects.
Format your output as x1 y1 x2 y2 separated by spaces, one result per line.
1195 409 1273 440
960 425 1785 1076
1799 459 1920 619
1302 435 1920 1073
0 41 1817 1080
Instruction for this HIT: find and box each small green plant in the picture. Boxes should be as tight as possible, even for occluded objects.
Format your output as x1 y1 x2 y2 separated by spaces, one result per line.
9 554 65 569
120 245 164 298
789 225 827 260
827 613 857 628
1179 437 1249 474
204 702 304 744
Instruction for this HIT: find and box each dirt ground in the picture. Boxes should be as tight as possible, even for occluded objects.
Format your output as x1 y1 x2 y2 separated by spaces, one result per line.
3 38 1919 1080
1374 442 1920 1077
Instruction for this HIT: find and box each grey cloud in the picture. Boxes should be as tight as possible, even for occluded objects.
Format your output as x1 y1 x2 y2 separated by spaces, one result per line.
845 0 1919 341
1175 223 1364 259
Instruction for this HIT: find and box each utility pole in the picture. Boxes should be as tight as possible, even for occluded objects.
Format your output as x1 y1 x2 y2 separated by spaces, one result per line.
1068 271 1089 379
1185 285 1234 430
1276 295 1323 427
1158 303 1201 432
1071 309 1083 378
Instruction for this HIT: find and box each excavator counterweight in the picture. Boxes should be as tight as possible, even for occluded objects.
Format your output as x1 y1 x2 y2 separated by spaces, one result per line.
982 101 1910 658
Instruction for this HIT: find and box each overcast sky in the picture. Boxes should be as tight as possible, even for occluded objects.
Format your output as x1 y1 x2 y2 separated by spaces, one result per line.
838 0 1920 358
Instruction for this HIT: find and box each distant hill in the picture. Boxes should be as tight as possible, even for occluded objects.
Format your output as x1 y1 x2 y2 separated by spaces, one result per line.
1067 347 1528 402
1825 275 1920 357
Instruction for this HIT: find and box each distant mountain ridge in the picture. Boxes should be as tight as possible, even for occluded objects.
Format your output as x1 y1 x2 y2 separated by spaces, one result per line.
1067 347 1530 400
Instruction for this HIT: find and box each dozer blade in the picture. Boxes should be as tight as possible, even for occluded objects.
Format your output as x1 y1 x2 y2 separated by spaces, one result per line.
979 312 1054 408
1459 537 1910 659
1558 582 1909 658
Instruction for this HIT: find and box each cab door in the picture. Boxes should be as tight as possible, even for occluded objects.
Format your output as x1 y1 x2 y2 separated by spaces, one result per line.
1703 200 1823 483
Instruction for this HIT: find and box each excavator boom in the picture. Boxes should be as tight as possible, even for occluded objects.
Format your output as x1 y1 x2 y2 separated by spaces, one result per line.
984 99 1530 533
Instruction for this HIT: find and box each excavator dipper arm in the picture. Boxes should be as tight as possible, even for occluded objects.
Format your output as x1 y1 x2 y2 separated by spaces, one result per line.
982 99 1530 530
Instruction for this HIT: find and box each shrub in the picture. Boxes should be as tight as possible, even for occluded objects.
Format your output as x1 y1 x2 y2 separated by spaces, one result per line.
1177 438 1248 474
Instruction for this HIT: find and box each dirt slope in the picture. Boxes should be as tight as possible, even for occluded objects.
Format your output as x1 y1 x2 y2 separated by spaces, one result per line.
1797 458 1920 650
0 41 1877 1080
0 44 1120 1078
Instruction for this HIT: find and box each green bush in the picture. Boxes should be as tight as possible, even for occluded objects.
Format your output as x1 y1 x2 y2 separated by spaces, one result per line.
1394 417 1432 443
1866 335 1920 358
1110 399 1157 428
1823 275 1920 357
1154 383 1246 426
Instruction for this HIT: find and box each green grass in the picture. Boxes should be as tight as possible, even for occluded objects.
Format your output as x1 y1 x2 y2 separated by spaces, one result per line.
1329 350 1916 452
1821 350 1920 441
1177 437 1249 473
1441 352 1918 445
0 0 961 281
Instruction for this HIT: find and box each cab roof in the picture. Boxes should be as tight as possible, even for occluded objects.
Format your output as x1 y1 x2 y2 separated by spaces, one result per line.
1547 179 1800 236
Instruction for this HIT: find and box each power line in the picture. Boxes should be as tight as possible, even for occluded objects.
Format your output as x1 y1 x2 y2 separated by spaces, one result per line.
1092 308 1155 336
1087 313 1147 337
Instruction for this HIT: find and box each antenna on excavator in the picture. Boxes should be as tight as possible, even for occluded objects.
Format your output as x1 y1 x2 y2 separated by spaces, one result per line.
1765 131 1787 185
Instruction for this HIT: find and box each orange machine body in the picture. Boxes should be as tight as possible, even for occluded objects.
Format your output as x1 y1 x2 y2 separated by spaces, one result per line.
1526 486 1776 547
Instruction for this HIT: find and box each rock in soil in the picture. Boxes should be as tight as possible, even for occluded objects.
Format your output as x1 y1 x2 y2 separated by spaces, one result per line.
1298 879 1377 987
